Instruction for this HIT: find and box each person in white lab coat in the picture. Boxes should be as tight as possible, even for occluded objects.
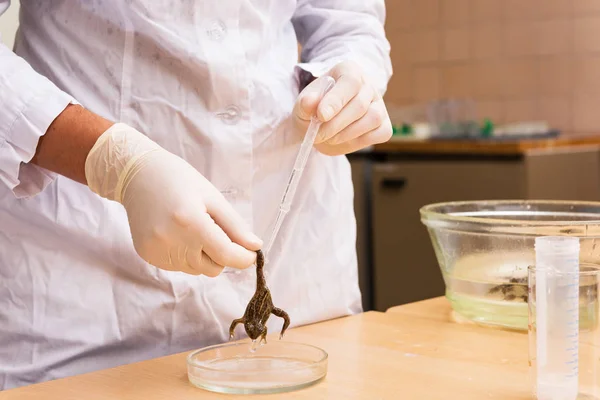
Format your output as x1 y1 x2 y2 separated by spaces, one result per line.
0 0 392 389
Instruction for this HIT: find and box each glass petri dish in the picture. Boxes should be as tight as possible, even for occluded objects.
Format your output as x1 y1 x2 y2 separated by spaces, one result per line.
186 340 328 395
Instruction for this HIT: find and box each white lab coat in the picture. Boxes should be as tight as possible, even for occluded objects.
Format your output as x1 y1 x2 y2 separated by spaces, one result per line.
0 0 391 390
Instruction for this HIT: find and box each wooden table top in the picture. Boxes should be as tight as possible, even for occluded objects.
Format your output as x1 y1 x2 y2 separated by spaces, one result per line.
0 297 532 399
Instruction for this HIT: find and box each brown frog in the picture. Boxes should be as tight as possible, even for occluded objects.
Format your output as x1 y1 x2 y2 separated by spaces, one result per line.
488 277 529 302
229 249 290 344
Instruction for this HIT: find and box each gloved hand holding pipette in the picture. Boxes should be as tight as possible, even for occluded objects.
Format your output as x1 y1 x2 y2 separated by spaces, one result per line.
293 60 393 156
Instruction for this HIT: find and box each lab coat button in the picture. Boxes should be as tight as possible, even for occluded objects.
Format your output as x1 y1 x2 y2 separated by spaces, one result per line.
218 105 241 125
207 20 226 41
220 187 239 199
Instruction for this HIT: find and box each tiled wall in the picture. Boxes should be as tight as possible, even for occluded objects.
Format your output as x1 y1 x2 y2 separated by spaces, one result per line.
384 0 600 134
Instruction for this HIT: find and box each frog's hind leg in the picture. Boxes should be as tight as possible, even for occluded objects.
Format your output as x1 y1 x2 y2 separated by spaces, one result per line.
272 307 290 339
229 318 244 340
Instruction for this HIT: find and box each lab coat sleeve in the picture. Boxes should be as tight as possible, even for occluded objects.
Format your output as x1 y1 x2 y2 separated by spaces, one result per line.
0 42 76 198
292 0 393 96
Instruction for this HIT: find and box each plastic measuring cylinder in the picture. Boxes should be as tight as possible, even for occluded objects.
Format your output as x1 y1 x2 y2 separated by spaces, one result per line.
535 236 580 400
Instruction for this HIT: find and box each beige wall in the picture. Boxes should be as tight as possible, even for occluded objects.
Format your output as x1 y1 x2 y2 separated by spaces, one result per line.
383 0 600 135
0 0 19 49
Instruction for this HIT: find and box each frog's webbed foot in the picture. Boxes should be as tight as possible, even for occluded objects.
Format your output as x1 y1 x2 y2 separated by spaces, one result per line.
272 307 290 339
229 318 244 340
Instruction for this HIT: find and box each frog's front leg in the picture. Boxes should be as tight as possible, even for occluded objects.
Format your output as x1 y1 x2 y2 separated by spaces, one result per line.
229 318 245 340
272 307 290 339
259 326 268 345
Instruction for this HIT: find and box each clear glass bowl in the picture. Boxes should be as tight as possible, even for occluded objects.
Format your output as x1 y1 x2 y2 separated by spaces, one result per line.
420 200 600 331
187 340 327 395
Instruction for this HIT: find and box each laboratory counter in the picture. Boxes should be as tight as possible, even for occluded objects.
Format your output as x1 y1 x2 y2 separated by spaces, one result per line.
0 297 531 400
373 134 600 156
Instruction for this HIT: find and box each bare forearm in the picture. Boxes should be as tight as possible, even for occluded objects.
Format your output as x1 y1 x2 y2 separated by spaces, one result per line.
30 104 114 185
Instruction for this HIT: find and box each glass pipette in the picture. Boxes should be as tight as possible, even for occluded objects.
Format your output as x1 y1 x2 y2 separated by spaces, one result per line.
222 76 336 274
262 76 336 260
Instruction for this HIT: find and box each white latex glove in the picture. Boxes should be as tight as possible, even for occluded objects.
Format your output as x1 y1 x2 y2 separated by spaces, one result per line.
293 61 393 156
85 123 262 276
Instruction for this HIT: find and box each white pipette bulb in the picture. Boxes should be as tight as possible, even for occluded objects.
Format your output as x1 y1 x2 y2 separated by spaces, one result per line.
535 236 580 400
